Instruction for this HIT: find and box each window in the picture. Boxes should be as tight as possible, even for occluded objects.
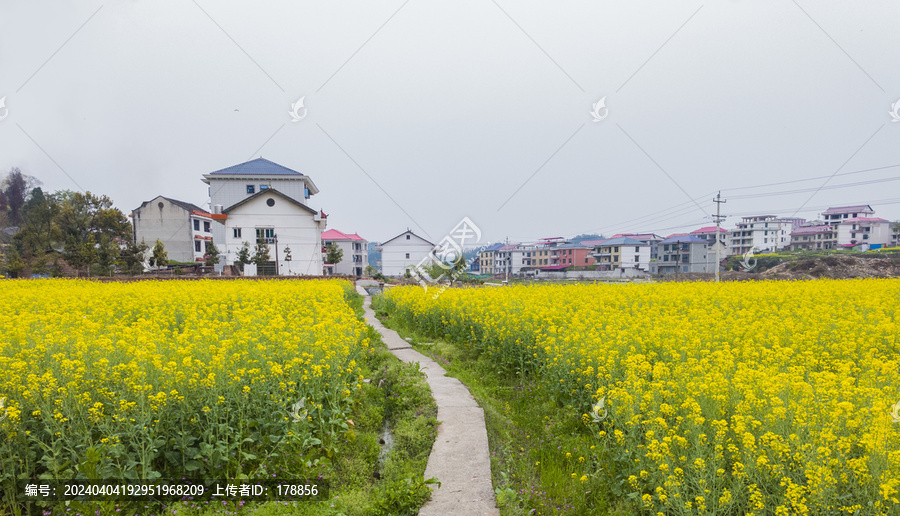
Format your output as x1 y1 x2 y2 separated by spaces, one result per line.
204 241 211 251
193 219 200 231
406 234 410 240
304 186 310 199
635 247 640 252
233 228 241 238
256 228 275 243
204 221 211 232
405 253 410 259
247 185 255 194
266 198 275 207
194 241 201 252
260 185 269 191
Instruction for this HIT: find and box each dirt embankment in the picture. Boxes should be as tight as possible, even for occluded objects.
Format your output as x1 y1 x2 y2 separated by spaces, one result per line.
761 254 900 280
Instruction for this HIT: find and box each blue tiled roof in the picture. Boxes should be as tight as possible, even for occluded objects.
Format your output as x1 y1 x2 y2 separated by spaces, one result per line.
659 235 707 244
208 158 304 176
593 237 645 246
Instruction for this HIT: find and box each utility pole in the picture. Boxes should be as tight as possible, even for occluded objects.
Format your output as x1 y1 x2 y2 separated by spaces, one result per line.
504 237 510 285
713 191 727 283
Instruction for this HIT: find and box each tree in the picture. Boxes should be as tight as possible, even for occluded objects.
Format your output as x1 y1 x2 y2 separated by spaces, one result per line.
364 265 378 276
57 191 131 274
2 245 26 278
15 187 61 255
236 242 252 271
149 239 168 268
204 240 221 266
252 241 270 265
94 235 120 276
1 168 42 226
120 239 149 275
325 242 343 265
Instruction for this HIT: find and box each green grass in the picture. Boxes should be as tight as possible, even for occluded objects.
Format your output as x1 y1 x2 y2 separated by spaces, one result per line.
372 297 631 516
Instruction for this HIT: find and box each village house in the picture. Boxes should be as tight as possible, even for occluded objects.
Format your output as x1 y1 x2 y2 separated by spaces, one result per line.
653 234 715 275
131 195 213 263
322 229 368 277
202 158 327 275
376 229 435 276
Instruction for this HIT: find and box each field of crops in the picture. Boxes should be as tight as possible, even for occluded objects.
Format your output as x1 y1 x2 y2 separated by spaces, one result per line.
0 279 369 511
380 280 900 515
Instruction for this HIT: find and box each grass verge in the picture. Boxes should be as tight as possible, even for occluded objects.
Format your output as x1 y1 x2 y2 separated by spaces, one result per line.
372 295 629 516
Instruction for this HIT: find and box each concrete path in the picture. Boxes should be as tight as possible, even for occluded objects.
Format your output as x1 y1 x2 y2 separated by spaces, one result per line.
357 286 498 516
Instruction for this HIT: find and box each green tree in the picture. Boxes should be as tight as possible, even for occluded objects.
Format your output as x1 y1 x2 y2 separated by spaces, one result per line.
94 235 119 276
204 240 221 266
120 239 150 275
325 242 343 265
364 265 378 276
2 245 26 278
1 168 42 226
149 239 169 268
58 191 131 274
252 241 270 265
236 242 252 271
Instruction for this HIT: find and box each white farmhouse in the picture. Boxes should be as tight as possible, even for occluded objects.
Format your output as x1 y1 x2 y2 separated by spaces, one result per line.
131 196 213 263
376 230 435 276
202 158 326 275
322 229 368 277
836 217 893 249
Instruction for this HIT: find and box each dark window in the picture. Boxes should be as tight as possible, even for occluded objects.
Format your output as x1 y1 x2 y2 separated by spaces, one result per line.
247 185 255 194
194 241 201 252
204 221 211 232
193 220 200 231
266 198 275 207
204 241 211 251
406 234 410 240
233 228 241 238
405 253 410 259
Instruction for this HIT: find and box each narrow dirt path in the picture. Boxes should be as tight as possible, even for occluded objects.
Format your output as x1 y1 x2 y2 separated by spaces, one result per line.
357 286 498 516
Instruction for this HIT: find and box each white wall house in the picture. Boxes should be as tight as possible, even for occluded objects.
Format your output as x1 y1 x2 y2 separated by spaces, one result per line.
729 216 804 255
219 189 326 275
592 237 650 271
836 217 893 248
822 205 874 226
132 196 213 263
202 158 326 276
376 230 435 276
322 229 368 277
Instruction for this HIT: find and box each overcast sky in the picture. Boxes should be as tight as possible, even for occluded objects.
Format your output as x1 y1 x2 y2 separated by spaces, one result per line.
1 0 899 245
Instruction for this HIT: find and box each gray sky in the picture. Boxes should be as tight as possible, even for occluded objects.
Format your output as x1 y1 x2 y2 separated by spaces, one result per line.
2 0 899 245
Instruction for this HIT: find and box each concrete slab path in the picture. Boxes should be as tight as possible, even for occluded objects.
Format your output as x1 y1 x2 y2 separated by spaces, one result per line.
357 285 498 516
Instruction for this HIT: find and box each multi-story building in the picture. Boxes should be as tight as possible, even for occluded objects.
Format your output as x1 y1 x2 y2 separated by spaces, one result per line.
550 243 597 268
790 223 837 251
822 205 874 226
478 243 504 275
654 235 715 275
608 233 664 260
592 237 650 271
496 244 528 277
132 195 214 263
836 217 893 249
203 158 326 275
322 229 368 277
729 216 804 256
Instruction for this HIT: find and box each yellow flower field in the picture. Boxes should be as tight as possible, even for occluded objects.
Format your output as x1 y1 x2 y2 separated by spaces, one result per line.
381 280 900 515
0 279 367 502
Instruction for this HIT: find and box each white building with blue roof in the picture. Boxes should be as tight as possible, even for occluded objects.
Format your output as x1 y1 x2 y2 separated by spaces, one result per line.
202 158 326 275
